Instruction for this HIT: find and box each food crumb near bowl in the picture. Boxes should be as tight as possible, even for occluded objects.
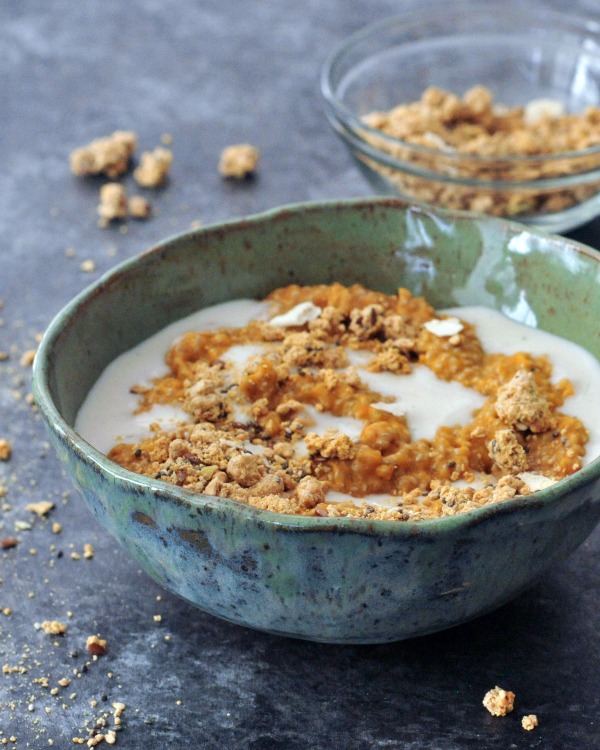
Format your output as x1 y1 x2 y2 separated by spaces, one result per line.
97 183 152 227
360 85 600 217
218 143 260 179
132 146 173 188
75 283 600 522
0 437 12 460
97 182 128 225
69 130 138 179
522 714 539 731
482 685 515 717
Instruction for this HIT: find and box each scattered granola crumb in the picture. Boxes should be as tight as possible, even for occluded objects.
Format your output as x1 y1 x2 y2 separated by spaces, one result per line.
83 543 94 559
98 182 128 226
0 439 12 461
218 143 260 178
80 259 97 273
40 620 68 636
127 194 152 219
1 537 19 550
70 130 137 178
52 522 62 534
483 686 515 717
522 714 538 731
25 500 55 517
86 635 108 656
362 85 600 218
133 147 173 187
19 349 36 367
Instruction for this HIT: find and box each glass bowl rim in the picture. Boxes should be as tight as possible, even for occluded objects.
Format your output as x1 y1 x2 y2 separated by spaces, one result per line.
321 7 600 169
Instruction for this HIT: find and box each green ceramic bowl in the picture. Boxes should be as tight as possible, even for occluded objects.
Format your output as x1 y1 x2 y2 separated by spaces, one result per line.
32 198 600 643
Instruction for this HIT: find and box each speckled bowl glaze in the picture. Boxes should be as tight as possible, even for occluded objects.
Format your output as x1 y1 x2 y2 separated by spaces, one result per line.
33 198 600 643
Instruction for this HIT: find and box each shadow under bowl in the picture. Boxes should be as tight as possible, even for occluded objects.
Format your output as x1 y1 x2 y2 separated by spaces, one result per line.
32 198 600 643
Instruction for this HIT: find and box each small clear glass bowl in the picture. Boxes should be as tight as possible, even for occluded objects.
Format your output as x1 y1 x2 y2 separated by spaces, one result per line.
321 1 600 233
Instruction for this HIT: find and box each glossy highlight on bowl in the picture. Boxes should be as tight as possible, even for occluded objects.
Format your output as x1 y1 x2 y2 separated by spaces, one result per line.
32 198 600 643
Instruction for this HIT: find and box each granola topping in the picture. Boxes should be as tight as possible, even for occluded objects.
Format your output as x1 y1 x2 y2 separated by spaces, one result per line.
75 284 599 521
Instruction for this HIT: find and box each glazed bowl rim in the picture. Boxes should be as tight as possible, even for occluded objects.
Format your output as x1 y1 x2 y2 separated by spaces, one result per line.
32 197 600 537
321 7 600 172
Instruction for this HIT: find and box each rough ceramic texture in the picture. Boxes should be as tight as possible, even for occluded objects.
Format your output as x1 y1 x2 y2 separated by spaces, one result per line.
33 198 600 643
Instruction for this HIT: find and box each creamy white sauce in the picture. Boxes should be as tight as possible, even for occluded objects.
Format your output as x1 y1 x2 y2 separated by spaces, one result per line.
358 365 486 442
76 300 600 508
76 300 268 454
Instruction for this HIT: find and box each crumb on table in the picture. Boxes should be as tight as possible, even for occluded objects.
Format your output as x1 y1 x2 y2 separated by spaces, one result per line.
70 130 137 178
127 194 152 219
522 714 538 731
86 635 108 656
218 143 260 178
40 620 68 636
133 147 173 187
0 438 11 461
483 686 515 716
98 183 128 225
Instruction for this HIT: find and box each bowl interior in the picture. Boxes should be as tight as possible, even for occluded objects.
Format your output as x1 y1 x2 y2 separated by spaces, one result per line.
39 199 600 434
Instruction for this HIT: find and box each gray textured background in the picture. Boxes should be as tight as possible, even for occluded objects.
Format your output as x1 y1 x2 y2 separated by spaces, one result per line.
1 1 599 748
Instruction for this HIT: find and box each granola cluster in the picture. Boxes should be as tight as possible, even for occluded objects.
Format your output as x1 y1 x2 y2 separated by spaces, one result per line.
69 130 138 179
108 283 588 521
218 143 260 179
69 130 173 227
361 85 600 218
70 131 259 229
482 686 539 731
483 685 515 717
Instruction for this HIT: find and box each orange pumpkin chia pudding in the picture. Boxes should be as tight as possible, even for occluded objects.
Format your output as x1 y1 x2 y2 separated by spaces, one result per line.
77 283 599 521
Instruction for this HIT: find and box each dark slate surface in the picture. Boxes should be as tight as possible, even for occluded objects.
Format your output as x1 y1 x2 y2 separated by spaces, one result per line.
0 1 599 747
